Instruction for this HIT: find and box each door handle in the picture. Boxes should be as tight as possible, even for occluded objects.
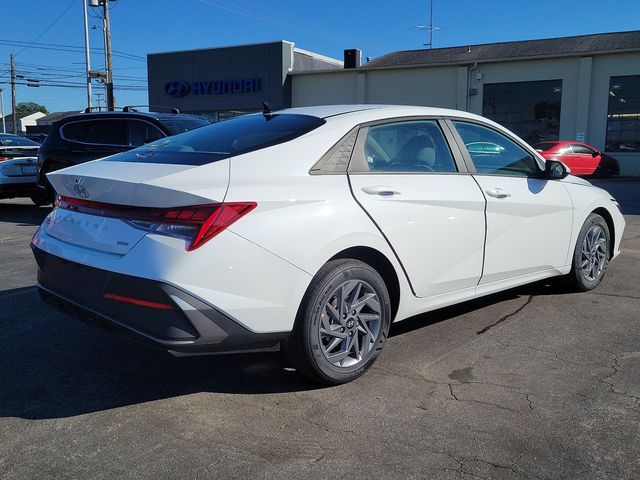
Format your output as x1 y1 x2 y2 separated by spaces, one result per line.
485 188 511 199
361 185 400 197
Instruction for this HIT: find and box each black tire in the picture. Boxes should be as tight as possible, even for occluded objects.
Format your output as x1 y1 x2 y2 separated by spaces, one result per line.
284 259 391 385
565 213 610 291
30 189 54 207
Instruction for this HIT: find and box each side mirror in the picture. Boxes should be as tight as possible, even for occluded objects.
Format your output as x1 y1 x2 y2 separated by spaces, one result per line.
545 159 569 179
592 151 599 157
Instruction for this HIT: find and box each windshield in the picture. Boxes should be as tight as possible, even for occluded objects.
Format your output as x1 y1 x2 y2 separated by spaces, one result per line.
159 117 211 135
0 135 40 147
533 142 559 152
105 113 326 166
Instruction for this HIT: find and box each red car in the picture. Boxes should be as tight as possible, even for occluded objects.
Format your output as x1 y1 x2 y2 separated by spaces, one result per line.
533 141 619 177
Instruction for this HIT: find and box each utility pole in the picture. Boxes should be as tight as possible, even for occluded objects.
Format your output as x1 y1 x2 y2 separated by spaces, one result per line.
82 0 93 110
10 54 17 135
103 0 114 110
0 88 6 134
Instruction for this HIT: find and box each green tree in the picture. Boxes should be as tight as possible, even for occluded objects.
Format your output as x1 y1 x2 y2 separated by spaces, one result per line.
16 102 48 114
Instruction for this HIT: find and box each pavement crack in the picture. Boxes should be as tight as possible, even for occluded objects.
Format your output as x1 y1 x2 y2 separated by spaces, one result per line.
448 383 520 413
448 383 460 400
495 338 587 367
600 349 640 411
473 456 552 480
477 295 534 334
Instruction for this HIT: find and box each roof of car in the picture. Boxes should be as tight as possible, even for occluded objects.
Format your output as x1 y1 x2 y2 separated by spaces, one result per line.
56 110 205 123
277 104 487 123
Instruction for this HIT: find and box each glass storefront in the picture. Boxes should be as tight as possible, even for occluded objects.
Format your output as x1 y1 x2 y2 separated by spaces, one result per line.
482 80 562 145
606 75 640 152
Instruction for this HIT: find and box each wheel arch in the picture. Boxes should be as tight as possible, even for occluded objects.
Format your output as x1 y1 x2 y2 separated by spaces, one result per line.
328 246 401 321
591 207 615 259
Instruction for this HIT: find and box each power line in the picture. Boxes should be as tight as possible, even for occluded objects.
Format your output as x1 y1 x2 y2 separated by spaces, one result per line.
1 80 147 91
14 0 78 57
0 39 146 62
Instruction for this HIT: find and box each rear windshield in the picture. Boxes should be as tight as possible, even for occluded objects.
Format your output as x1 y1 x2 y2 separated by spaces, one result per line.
533 142 558 152
105 114 326 165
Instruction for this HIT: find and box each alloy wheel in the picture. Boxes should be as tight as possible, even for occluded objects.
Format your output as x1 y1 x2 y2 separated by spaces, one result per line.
580 225 608 282
318 280 382 368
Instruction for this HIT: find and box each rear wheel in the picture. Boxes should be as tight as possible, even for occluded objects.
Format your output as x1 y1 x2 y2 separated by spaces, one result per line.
285 259 391 385
565 213 610 291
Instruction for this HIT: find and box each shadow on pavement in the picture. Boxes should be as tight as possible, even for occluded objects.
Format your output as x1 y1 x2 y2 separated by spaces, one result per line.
0 202 52 226
0 279 563 420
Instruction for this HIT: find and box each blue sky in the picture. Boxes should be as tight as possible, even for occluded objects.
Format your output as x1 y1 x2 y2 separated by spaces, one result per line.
2 0 639 113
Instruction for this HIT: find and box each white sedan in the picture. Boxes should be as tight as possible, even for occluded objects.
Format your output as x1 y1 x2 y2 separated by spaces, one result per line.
0 135 49 205
32 105 625 384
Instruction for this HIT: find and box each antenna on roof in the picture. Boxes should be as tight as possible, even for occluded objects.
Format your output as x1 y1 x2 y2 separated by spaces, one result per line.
415 0 441 49
262 102 272 116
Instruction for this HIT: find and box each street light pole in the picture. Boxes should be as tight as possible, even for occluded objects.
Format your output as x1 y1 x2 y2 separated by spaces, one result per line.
82 0 93 110
103 0 114 110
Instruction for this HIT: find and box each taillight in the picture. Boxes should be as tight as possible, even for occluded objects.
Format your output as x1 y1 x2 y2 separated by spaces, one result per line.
56 196 256 251
0 157 7 162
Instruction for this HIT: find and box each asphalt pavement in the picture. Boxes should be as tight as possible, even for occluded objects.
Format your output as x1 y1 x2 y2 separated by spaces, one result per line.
0 179 639 479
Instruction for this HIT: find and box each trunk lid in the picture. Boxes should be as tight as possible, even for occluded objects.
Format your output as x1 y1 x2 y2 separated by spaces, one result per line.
43 159 230 254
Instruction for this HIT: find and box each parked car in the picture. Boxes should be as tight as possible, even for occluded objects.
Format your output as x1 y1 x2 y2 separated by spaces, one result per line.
533 141 620 177
36 108 210 202
32 105 625 384
0 134 50 205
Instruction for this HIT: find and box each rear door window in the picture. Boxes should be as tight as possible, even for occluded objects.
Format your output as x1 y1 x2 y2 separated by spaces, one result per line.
62 120 127 146
159 118 210 135
358 120 457 173
128 120 164 147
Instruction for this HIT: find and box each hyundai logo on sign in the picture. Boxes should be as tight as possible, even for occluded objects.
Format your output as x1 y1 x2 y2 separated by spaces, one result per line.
165 81 191 97
165 79 262 97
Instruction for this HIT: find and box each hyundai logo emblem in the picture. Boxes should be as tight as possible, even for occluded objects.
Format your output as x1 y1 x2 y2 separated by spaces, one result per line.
73 183 89 199
165 81 190 97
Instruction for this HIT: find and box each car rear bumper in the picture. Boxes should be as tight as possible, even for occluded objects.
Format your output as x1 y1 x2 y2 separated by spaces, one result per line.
32 245 288 355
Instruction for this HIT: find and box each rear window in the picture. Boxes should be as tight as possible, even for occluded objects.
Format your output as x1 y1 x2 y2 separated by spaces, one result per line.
0 136 39 147
533 142 558 152
104 114 326 165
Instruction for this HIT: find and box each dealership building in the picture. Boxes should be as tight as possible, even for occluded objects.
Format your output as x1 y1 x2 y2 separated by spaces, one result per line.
148 30 640 174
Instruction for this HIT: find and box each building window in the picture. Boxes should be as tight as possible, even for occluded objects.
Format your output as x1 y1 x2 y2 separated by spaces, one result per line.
482 79 562 145
606 75 640 153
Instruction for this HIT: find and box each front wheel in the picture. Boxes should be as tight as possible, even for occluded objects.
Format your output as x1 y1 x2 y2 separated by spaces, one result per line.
285 259 391 385
565 213 610 291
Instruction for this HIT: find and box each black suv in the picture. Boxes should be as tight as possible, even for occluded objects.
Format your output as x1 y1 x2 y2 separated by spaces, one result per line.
37 108 210 199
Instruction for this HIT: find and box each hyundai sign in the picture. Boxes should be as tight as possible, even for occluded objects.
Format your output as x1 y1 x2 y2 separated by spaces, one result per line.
165 78 262 97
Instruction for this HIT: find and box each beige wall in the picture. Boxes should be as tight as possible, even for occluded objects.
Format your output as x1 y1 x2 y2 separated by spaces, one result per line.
291 71 359 106
291 52 640 174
